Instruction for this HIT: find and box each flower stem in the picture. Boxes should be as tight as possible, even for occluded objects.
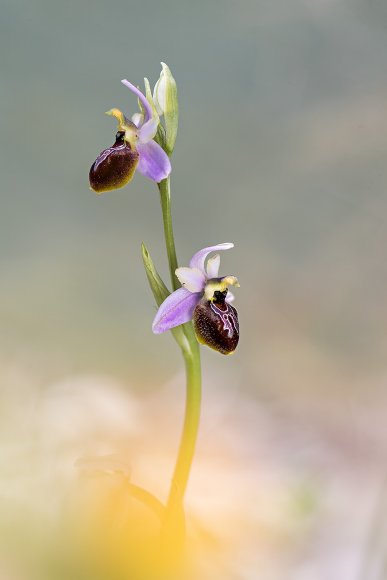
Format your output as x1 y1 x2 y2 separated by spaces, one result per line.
158 179 180 292
157 176 202 517
166 333 201 513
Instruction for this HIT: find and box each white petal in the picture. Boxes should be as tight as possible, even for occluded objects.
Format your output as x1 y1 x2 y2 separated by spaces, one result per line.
206 254 220 278
132 112 144 128
138 118 158 143
189 243 234 274
175 267 206 292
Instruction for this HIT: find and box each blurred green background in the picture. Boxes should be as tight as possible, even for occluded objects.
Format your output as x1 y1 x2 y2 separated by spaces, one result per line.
1 0 387 578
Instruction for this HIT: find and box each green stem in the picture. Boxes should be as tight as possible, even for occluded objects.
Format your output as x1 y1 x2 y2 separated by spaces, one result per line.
167 336 201 508
158 179 179 291
157 176 202 515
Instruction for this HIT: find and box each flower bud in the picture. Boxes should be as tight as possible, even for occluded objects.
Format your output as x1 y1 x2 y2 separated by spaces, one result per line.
89 132 139 193
153 62 178 154
193 289 239 355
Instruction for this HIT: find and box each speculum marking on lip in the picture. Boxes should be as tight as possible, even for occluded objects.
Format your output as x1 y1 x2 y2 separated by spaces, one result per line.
210 301 239 337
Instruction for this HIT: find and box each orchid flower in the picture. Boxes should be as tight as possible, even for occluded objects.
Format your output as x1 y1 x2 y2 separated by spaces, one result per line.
89 79 171 193
152 243 240 355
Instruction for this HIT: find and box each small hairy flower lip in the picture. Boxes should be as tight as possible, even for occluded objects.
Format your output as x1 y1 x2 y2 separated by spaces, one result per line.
89 136 139 194
193 298 239 355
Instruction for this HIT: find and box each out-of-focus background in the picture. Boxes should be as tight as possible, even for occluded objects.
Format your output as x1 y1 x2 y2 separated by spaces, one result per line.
1 0 387 578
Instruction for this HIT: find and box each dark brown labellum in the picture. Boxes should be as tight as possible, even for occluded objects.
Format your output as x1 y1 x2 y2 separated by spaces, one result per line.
193 290 239 355
89 133 139 193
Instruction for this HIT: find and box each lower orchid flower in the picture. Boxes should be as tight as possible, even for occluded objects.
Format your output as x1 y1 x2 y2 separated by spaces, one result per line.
152 243 240 355
89 79 171 193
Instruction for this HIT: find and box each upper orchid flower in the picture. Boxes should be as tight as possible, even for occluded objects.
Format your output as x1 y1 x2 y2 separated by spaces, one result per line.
89 79 171 193
152 243 240 355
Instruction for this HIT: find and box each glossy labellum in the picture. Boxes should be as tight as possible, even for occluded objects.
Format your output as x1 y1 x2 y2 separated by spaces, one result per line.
89 132 139 193
193 290 239 355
